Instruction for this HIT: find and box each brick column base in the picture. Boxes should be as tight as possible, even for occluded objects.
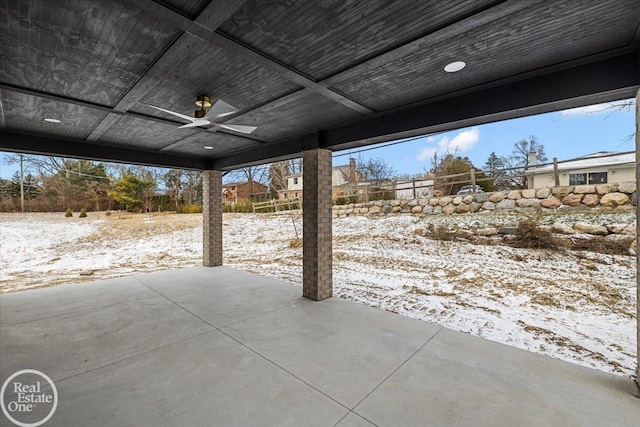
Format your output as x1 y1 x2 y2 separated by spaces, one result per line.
203 170 222 267
303 148 333 300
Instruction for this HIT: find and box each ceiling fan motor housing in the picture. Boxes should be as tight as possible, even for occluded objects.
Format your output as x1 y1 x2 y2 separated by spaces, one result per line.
193 108 207 118
195 95 211 109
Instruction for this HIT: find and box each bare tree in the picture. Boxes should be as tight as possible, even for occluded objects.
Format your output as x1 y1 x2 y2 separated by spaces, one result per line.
268 159 302 198
354 156 396 201
503 135 547 189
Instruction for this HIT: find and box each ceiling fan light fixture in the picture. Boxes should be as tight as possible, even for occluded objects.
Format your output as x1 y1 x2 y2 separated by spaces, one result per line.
193 108 207 119
203 146 214 150
444 61 466 73
195 95 211 109
44 118 61 123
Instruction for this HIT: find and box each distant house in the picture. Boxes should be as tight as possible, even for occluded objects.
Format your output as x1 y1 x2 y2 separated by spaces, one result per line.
526 151 635 189
222 181 269 204
278 158 362 200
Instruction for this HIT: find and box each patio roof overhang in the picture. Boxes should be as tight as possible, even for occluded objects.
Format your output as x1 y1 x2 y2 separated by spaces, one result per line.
0 0 638 170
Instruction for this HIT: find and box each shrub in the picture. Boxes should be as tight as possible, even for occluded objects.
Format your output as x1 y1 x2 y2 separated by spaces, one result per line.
79 208 87 218
177 203 202 214
511 219 555 249
105 210 111 216
428 224 453 241
65 208 73 217
222 199 254 213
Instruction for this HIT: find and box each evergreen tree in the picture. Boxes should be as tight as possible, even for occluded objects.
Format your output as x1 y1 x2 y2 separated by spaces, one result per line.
108 173 155 211
483 152 510 190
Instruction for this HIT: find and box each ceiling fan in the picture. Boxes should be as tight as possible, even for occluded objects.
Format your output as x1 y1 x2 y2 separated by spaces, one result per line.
140 96 257 134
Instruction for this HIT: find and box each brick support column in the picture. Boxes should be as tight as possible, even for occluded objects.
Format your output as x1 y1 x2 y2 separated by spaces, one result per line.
303 148 332 300
203 170 222 267
636 88 640 382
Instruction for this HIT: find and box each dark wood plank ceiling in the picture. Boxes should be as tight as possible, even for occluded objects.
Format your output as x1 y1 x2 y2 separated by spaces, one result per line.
1 0 639 170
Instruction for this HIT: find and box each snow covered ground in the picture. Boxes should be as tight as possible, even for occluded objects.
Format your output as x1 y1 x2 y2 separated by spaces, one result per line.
0 211 636 377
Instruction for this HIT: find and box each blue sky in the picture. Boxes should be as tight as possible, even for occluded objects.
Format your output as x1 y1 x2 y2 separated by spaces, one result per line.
334 98 636 175
0 98 635 179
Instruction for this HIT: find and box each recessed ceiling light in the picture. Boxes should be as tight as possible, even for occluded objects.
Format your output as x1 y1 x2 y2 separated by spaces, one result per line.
444 61 466 73
44 118 61 123
203 146 214 150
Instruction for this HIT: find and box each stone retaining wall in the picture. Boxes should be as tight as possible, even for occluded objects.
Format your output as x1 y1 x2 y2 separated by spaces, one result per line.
333 182 637 218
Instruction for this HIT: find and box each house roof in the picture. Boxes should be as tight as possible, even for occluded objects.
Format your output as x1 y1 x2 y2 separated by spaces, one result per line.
1 1 638 171
528 151 635 173
222 181 267 187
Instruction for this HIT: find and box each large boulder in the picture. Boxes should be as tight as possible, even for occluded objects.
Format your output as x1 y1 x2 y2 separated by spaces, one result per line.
574 222 609 235
432 206 443 215
481 201 496 211
573 185 596 194
582 194 599 207
456 203 470 213
521 189 536 198
617 182 637 194
429 198 439 206
462 195 474 204
382 205 392 214
418 198 429 206
439 196 453 207
452 196 463 205
411 205 423 214
540 197 561 208
469 202 481 213
595 184 615 194
552 186 574 197
442 204 456 215
552 223 575 234
516 198 541 208
600 192 629 207
477 227 499 236
496 199 516 210
475 193 490 203
606 224 628 234
507 190 522 200
488 192 504 203
421 205 433 215
535 188 551 198
561 194 583 207
369 205 381 214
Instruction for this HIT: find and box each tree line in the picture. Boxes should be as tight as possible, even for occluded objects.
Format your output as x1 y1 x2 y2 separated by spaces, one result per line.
428 135 547 195
1 135 547 211
1 155 202 213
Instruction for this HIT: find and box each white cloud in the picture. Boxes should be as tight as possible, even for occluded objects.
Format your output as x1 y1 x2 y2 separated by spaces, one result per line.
416 146 437 161
416 127 480 161
560 99 635 117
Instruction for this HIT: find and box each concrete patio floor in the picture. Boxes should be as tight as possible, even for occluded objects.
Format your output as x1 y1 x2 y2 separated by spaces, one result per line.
1 266 638 426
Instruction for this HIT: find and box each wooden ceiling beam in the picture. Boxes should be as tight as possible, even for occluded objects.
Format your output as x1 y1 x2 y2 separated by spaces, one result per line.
86 0 249 142
212 52 640 170
120 0 374 115
0 131 208 170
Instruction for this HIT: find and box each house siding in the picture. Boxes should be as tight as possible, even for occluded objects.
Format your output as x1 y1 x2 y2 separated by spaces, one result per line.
532 165 635 188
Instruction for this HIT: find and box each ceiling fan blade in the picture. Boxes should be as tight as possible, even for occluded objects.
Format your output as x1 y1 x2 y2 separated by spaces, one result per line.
177 121 208 129
218 123 257 134
141 103 195 122
204 99 239 120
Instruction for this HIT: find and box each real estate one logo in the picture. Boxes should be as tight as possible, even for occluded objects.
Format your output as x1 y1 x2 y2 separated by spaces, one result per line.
1 369 58 427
